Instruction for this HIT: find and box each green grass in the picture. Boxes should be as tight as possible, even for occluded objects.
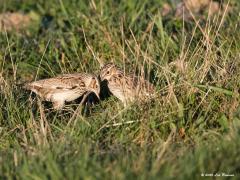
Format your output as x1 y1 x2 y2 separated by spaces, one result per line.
0 0 240 179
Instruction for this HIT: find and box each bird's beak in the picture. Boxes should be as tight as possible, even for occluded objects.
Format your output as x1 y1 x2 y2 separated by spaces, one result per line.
93 90 100 100
95 92 100 100
99 74 103 81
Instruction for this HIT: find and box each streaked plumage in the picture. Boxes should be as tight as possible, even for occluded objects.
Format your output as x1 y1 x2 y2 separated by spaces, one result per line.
100 63 155 106
24 73 100 110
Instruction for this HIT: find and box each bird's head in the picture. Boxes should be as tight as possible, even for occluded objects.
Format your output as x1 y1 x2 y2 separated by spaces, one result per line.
85 75 100 99
100 63 121 81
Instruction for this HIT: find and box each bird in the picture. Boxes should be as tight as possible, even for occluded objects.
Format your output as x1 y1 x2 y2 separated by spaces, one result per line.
24 73 100 110
99 63 155 106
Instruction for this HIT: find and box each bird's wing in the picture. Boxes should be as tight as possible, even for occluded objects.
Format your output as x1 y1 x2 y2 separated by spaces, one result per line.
24 74 86 91
125 74 156 96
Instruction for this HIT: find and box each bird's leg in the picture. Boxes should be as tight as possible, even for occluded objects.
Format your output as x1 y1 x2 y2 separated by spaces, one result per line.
52 100 65 110
79 92 91 105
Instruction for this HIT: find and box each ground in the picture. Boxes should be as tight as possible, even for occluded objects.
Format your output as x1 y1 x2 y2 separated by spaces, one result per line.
0 0 240 179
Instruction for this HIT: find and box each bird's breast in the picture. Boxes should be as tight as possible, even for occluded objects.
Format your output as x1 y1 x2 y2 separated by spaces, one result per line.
51 89 84 102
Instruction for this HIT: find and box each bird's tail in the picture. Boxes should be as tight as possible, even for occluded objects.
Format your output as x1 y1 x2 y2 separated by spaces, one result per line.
14 81 31 90
21 82 32 90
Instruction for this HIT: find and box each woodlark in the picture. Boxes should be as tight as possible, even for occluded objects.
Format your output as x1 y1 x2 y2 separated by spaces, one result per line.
100 63 155 106
24 73 100 110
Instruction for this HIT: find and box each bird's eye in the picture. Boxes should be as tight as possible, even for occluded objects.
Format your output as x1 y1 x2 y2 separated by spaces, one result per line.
106 71 110 75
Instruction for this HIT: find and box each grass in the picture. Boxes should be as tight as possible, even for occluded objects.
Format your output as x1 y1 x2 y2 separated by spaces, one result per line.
0 0 240 179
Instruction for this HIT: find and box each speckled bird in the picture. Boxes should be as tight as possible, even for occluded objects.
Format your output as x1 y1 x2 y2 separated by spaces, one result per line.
100 63 155 106
24 73 100 110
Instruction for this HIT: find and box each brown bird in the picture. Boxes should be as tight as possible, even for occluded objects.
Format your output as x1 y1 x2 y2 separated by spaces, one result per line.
100 63 155 106
24 73 100 110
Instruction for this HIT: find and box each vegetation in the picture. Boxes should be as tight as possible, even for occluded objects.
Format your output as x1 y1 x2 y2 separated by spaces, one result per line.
0 0 239 179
